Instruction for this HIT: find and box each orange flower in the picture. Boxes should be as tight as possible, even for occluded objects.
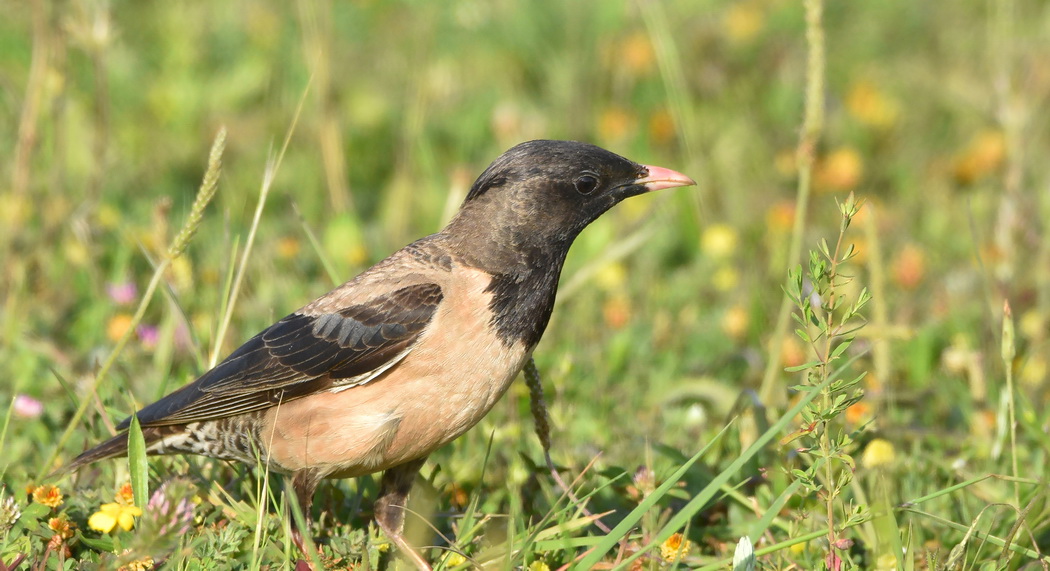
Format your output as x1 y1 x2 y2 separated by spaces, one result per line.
32 485 63 509
892 244 925 289
598 107 636 143
815 148 864 192
648 109 676 145
602 295 632 330
276 236 301 260
660 532 694 561
116 482 135 506
845 401 871 425
48 516 75 539
107 313 134 343
766 200 796 233
952 130 1005 185
620 31 655 77
780 337 807 369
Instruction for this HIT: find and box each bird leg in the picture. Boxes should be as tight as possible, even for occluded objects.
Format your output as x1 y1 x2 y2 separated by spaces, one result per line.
288 468 324 565
374 457 430 571
523 357 612 533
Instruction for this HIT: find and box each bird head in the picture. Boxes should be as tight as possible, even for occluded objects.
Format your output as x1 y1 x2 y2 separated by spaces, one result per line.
453 140 695 250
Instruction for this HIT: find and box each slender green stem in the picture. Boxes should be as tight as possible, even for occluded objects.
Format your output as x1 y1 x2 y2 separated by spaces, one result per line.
1001 301 1019 505
41 258 170 477
209 82 310 367
41 129 226 478
760 0 825 407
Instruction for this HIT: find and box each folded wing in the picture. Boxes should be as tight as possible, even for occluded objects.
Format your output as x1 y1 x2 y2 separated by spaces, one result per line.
117 282 444 428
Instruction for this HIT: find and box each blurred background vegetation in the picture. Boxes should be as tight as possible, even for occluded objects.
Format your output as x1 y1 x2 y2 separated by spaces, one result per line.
2 0 1049 568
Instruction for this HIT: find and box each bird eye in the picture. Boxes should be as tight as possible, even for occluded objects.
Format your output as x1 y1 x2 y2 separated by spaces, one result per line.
574 174 599 195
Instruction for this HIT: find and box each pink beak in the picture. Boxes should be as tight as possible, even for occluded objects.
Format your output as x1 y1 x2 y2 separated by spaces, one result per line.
636 165 696 192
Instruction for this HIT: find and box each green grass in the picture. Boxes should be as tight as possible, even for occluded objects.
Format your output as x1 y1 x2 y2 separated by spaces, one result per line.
3 0 1050 569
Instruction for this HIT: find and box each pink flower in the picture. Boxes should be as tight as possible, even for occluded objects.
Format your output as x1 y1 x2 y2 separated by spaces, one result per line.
106 281 138 305
173 322 192 353
13 395 43 419
146 481 194 536
136 325 159 349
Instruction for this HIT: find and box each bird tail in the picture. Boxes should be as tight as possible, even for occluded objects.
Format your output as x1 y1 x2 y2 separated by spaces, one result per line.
57 432 132 475
54 424 179 477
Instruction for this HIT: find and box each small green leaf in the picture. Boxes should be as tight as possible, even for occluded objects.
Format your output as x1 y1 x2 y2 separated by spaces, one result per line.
79 532 116 552
127 415 149 508
831 340 852 360
785 360 823 372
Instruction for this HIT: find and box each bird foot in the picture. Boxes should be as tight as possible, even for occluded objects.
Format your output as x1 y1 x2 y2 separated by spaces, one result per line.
376 520 432 571
291 527 321 570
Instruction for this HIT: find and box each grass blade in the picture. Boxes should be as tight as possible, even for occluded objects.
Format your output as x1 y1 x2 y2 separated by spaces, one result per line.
610 352 866 570
127 414 148 509
576 423 731 569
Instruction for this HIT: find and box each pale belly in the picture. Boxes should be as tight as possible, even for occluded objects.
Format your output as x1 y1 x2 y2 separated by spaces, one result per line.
258 269 532 478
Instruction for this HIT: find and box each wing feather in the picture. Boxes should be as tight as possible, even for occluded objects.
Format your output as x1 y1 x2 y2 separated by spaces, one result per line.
117 282 443 428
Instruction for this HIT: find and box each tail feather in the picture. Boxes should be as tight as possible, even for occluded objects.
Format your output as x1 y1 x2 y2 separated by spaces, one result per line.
58 432 131 475
56 425 182 476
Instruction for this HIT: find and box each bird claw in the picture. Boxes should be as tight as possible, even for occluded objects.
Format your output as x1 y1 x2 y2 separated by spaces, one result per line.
375 519 432 571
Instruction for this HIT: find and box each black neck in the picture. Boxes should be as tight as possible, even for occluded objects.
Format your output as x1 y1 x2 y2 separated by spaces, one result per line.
442 219 571 348
480 243 567 349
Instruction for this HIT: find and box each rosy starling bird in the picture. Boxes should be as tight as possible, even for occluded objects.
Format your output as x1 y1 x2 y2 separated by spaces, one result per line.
65 140 695 568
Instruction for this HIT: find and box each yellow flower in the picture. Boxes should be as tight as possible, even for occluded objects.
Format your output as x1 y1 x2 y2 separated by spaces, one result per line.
861 438 897 469
712 266 740 292
88 503 142 533
1019 310 1044 341
443 552 467 567
701 223 739 259
721 304 750 341
846 80 900 130
1020 355 1047 389
595 261 627 291
116 482 135 506
118 556 155 571
724 3 765 44
96 203 122 230
528 562 551 571
660 532 694 562
32 485 63 509
168 256 194 292
873 552 899 571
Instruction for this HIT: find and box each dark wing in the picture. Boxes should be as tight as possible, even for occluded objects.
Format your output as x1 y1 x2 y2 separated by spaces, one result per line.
118 283 444 428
